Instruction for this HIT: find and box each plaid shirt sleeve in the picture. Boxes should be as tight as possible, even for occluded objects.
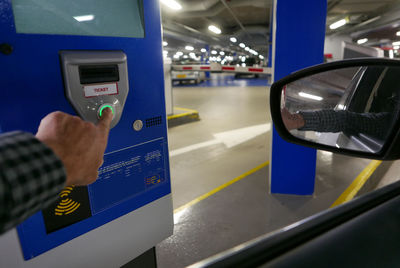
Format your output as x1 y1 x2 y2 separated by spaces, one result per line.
0 131 66 234
299 110 391 138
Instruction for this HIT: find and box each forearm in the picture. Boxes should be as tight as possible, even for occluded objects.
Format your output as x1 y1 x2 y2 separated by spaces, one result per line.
0 131 66 234
300 110 391 138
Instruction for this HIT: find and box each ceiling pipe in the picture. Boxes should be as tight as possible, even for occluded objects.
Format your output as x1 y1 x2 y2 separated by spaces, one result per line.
330 2 400 38
220 0 246 32
180 0 219 12
170 0 271 19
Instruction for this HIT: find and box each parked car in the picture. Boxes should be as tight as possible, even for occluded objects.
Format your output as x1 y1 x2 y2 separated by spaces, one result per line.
171 70 205 84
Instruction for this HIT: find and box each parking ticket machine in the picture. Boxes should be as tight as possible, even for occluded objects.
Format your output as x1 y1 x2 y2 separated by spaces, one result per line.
0 0 173 267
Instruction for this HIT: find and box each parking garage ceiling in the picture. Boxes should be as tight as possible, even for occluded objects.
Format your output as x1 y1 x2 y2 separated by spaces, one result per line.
161 0 400 56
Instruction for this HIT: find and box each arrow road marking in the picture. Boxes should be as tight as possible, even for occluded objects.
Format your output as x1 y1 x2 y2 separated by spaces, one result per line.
170 123 271 157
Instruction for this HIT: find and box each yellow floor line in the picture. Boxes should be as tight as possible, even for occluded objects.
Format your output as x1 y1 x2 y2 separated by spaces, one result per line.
167 107 199 120
173 161 270 214
330 160 382 208
174 107 199 113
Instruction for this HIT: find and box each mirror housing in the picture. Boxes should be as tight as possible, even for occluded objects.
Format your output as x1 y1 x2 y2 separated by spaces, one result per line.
270 58 400 160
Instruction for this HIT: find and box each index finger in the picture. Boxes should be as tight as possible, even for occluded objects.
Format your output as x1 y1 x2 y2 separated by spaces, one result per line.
97 107 113 133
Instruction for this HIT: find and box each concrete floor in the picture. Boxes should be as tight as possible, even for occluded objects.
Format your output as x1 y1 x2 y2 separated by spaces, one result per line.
167 84 271 209
157 75 373 267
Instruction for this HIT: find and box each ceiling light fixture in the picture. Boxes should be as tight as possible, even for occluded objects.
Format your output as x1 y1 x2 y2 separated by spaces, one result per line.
393 41 400 46
245 47 250 51
185 46 194 51
211 50 218 55
176 51 183 56
201 48 207 53
73 15 95 22
220 51 225 56
208 25 222 34
163 41 168 46
160 0 182 10
259 55 264 59
396 31 400 36
357 38 368 45
299 92 323 101
230 37 237 43
329 19 347 30
239 43 246 48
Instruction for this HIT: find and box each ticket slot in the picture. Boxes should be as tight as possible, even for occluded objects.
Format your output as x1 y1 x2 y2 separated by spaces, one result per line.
79 64 119 84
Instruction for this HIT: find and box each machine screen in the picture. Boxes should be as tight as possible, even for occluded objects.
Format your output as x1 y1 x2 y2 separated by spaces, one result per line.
79 65 120 84
12 0 145 38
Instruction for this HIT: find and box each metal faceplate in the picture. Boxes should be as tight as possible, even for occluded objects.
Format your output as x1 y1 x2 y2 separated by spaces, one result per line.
60 51 129 128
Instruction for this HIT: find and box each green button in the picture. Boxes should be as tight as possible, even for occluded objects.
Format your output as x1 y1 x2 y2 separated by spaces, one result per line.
99 105 114 117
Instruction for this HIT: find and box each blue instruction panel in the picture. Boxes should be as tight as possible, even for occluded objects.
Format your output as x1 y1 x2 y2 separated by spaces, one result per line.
17 137 170 260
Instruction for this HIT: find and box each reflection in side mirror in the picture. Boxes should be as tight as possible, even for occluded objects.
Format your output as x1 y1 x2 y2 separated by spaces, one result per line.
270 59 400 158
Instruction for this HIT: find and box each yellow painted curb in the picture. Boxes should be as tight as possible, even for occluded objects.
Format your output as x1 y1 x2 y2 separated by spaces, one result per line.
174 161 270 214
330 160 382 208
174 107 198 113
167 107 199 120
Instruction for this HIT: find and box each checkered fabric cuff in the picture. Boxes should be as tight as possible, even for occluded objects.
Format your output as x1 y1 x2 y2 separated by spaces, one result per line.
298 111 322 131
0 131 66 233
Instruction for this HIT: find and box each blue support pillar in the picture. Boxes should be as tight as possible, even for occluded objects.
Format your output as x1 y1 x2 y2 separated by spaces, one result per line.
205 44 210 78
270 0 327 195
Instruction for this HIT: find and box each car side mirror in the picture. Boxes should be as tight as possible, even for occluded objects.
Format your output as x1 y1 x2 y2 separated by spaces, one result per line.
270 58 400 160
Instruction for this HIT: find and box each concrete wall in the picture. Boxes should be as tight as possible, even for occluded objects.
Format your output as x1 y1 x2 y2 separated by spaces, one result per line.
324 35 352 61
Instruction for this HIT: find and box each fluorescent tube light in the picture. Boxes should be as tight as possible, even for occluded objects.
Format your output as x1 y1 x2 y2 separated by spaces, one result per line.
329 19 347 30
211 50 218 55
160 0 182 10
230 37 237 43
201 48 207 53
208 25 222 34
73 15 94 22
239 43 245 48
185 46 194 51
299 92 323 101
357 38 368 45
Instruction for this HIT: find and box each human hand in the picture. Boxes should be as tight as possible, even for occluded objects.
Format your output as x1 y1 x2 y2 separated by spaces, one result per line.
36 108 113 186
281 108 305 130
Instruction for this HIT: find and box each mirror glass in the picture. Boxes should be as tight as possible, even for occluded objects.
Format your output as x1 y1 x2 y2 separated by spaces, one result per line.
281 66 400 153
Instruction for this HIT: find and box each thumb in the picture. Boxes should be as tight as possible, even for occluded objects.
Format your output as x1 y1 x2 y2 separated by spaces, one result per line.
97 107 113 133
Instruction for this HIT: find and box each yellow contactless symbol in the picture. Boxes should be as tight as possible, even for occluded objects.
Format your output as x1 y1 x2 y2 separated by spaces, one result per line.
145 175 162 185
54 186 81 216
99 105 114 117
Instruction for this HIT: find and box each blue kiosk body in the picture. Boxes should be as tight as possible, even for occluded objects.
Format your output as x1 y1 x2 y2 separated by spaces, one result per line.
0 0 173 265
